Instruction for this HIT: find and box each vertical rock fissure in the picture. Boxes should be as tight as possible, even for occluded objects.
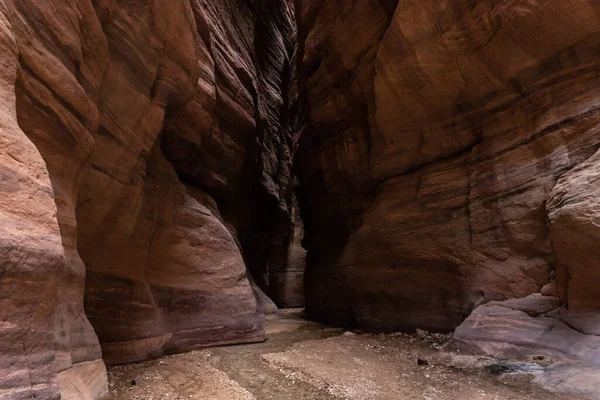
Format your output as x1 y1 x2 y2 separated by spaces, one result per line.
238 0 300 312
3 1 600 399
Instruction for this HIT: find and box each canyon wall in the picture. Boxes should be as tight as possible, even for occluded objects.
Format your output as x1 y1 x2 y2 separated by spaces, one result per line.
0 0 297 398
2 0 600 399
270 194 306 307
295 0 600 332
294 1 600 396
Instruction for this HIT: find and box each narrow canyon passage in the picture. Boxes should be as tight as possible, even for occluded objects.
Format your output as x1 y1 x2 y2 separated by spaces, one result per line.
1 1 600 400
108 310 581 400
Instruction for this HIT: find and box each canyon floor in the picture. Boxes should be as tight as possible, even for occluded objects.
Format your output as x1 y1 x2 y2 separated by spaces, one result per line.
108 309 586 400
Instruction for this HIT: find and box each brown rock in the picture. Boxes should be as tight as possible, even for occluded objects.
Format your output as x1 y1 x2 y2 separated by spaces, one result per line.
0 0 298 397
3 0 600 399
0 33 56 400
269 195 307 308
295 0 600 332
548 147 600 316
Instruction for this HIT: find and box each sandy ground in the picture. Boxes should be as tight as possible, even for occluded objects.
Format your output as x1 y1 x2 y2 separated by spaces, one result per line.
109 309 587 400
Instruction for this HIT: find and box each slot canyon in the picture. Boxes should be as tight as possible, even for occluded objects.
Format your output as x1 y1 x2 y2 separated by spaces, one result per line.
0 0 599 399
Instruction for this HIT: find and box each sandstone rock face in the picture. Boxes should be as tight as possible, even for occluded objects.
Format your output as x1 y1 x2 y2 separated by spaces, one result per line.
453 294 600 399
295 0 600 332
547 148 600 334
0 0 297 398
3 0 600 399
448 139 600 399
270 195 306 308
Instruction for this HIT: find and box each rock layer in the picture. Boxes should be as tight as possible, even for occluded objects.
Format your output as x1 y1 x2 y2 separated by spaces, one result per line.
2 0 600 399
453 294 600 399
270 195 306 308
0 0 297 398
547 147 600 334
295 0 600 332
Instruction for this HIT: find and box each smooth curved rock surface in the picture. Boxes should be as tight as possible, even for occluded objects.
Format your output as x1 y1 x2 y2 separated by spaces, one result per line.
3 0 600 399
548 147 600 324
295 0 600 332
270 195 306 308
453 294 600 399
0 0 297 398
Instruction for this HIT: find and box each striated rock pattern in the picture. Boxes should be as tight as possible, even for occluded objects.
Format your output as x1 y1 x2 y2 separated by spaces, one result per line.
453 140 600 399
296 2 600 397
547 148 600 334
295 0 600 333
270 194 306 308
0 0 297 398
2 0 600 399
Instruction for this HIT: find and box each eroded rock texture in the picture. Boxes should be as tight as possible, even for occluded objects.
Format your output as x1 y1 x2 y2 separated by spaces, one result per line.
295 0 600 332
296 2 600 397
453 144 600 399
270 194 306 308
0 0 297 398
453 294 600 398
3 0 600 399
